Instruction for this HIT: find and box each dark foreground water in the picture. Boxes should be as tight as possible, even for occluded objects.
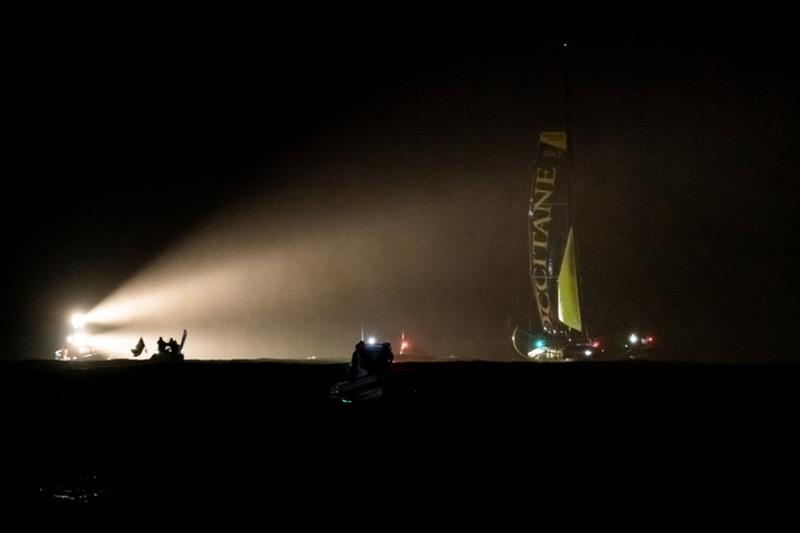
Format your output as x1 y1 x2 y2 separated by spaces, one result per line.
1 359 798 517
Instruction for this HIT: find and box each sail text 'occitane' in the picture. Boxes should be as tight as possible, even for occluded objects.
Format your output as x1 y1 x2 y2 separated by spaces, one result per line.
531 166 556 333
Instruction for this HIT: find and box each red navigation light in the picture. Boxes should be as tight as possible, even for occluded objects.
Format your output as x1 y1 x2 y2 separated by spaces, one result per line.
591 341 600 348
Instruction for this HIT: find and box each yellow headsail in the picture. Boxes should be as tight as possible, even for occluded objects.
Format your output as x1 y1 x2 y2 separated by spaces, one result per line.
558 227 582 331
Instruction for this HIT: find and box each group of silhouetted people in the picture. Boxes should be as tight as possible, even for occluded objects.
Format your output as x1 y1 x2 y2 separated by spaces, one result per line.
131 333 185 361
156 336 181 356
151 335 183 361
330 340 394 401
349 340 393 381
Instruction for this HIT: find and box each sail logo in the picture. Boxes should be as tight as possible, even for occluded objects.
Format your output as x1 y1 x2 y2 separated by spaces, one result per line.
531 166 556 332
539 149 563 159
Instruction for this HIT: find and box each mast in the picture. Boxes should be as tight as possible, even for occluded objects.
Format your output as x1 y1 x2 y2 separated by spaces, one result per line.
561 40 589 340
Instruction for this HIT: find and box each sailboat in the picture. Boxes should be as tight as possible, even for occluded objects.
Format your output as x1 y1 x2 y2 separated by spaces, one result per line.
512 131 597 361
510 43 656 361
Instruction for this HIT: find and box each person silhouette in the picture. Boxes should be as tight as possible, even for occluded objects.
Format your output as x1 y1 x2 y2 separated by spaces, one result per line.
168 338 180 355
350 341 366 378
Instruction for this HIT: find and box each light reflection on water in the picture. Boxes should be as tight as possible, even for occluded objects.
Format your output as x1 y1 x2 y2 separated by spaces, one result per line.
37 473 111 504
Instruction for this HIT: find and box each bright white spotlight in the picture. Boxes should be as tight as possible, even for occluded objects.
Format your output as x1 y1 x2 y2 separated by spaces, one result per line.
70 312 86 330
629 333 639 345
584 349 592 357
366 337 377 345
73 332 89 349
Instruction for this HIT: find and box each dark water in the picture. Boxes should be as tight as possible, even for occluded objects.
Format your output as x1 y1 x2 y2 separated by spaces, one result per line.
2 359 798 515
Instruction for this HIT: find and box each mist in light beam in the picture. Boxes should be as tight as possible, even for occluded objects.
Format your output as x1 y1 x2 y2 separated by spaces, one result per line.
83 123 527 360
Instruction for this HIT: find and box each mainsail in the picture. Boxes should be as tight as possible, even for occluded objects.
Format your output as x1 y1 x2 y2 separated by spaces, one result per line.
529 131 582 337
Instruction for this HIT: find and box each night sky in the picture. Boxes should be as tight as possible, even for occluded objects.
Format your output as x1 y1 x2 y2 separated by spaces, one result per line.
6 12 798 360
